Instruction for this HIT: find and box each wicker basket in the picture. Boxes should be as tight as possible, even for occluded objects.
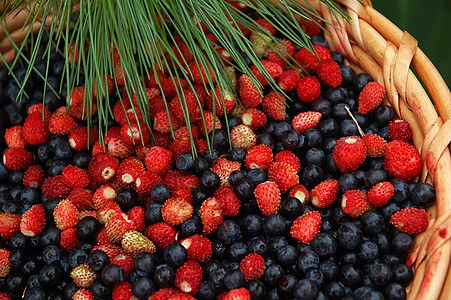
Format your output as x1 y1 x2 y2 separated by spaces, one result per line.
1 0 451 299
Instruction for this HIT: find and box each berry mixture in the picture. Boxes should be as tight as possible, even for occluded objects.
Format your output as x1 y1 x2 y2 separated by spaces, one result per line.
0 4 435 300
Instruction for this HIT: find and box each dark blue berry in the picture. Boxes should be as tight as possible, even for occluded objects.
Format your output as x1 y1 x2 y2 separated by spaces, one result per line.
176 152 196 174
132 277 155 299
240 214 262 237
410 182 435 208
163 243 188 268
247 280 266 299
262 214 287 236
101 264 125 286
88 250 110 273
361 211 385 235
292 278 319 300
246 168 267 186
296 250 320 275
247 236 269 257
76 216 100 240
217 220 242 246
224 269 245 290
115 187 138 212
358 240 379 261
340 264 362 288
153 264 175 288
263 264 285 287
228 242 249 262
391 232 413 254
369 261 392 287
150 183 171 204
311 232 337 257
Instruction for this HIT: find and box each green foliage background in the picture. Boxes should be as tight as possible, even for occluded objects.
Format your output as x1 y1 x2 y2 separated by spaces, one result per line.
373 0 451 87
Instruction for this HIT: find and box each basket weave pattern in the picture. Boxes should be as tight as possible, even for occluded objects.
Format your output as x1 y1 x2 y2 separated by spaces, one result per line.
1 0 451 299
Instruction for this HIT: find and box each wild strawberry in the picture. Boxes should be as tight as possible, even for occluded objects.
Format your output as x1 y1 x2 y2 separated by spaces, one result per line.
116 157 145 187
172 188 193 204
267 51 288 70
97 204 121 225
89 153 120 184
121 230 156 256
288 184 310 205
175 260 203 294
390 207 428 234
107 136 135 159
265 38 296 60
295 44 331 73
160 77 189 99
60 228 79 251
268 161 299 193
0 213 21 240
317 59 342 87
238 74 262 107
149 288 179 300
368 181 394 207
145 146 173 176
145 222 178 251
135 171 163 195
69 127 99 151
49 114 78 135
188 62 216 84
230 104 247 118
71 263 98 288
92 244 124 260
274 150 300 172
250 31 272 57
4 125 26 148
23 112 50 145
225 288 252 300
341 190 374 218
79 210 97 221
312 178 339 209
299 12 324 36
363 134 386 157
54 199 80 230
170 89 202 122
93 74 114 99
41 175 72 199
112 282 135 300
173 125 200 141
230 125 257 151
245 144 273 171
255 18 276 35
384 140 422 181
194 139 208 155
27 103 52 120
68 188 94 211
3 148 33 170
214 186 241 217
120 122 152 146
111 254 134 276
297 76 321 103
333 136 367 173
68 86 85 105
358 81 386 114
164 170 199 191
292 111 322 132
205 86 235 116
106 212 135 244
262 91 286 121
180 234 212 263
250 60 283 86
135 144 151 159
127 206 145 232
23 165 45 188
240 253 266 281
211 158 241 186
69 100 98 121
62 165 90 188
92 184 117 210
388 119 412 142
169 139 192 159
162 198 194 226
0 249 11 278
20 204 46 237
113 99 144 126
290 211 321 244
153 109 181 133
200 197 223 235
254 181 281 215
278 69 300 92
241 108 267 129
73 289 95 300
198 111 222 136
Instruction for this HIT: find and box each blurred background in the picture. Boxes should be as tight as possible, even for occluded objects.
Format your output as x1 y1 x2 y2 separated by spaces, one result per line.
372 0 451 87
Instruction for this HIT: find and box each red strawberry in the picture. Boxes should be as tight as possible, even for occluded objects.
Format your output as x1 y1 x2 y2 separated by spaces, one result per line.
175 260 203 294
49 114 78 135
255 18 276 35
290 211 321 244
390 207 428 234
88 153 120 184
205 86 235 116
91 244 124 260
333 136 367 173
41 175 72 199
62 165 90 188
106 212 135 244
4 125 26 148
278 70 300 92
69 100 98 121
111 253 134 276
295 44 331 73
112 282 135 300
214 186 241 217
265 38 296 60
135 144 151 160
23 112 50 145
317 59 342 88
210 158 241 186
292 111 322 132
93 74 114 99
358 81 386 114
121 230 156 256
69 127 99 151
71 263 98 288
311 180 340 208
241 108 267 129
274 150 300 172
245 144 273 171
54 199 80 230
92 184 117 211
120 122 152 146
188 62 216 84
3 148 33 170
169 139 192 159
116 157 145 187
230 125 257 151
149 288 179 300
238 74 263 107
368 181 394 207
60 228 79 250
200 197 223 235
23 165 45 188
154 109 182 134
113 99 144 126
363 134 386 157
162 198 194 226
198 111 222 136
107 136 135 159
388 119 412 142
262 91 286 121
240 252 266 281
250 60 283 86
384 140 422 181
135 171 163 195
341 190 374 218
180 234 212 263
68 188 94 210
297 76 321 103
254 181 281 215
68 86 85 105
268 161 299 193
172 188 193 204
145 222 178 251
0 213 21 240
27 103 52 121
0 249 10 277
127 206 146 232
160 77 189 99
299 12 324 36
288 184 310 205
97 204 121 225
145 146 173 176
20 204 46 237
225 288 252 300
267 51 288 70
164 170 199 191
73 289 95 300
173 125 200 141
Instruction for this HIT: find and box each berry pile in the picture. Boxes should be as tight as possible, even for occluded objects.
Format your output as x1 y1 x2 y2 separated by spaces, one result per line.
0 4 436 300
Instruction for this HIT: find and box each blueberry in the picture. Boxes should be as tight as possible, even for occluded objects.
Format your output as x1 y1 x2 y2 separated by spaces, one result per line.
37 143 53 162
134 252 156 276
380 202 401 221
176 152 196 174
339 119 359 137
68 249 88 268
391 232 413 254
42 198 61 220
145 203 163 224
150 183 171 204
296 250 320 275
311 232 337 257
20 257 41 277
301 164 324 189
19 187 40 205
39 225 60 247
247 236 269 257
76 216 100 240
361 211 385 235
352 73 373 93
369 261 392 286
91 278 112 299
164 243 188 268
262 214 287 236
257 132 275 150
364 169 388 188
228 242 249 262
240 214 262 237
274 122 292 140
197 281 216 299
304 128 323 148
353 286 384 300
358 240 379 261
410 182 435 208
392 263 413 285
6 273 27 296
247 280 266 299
153 264 175 288
340 264 362 288
276 245 297 266
246 168 267 186
180 218 202 238
228 170 246 187
279 197 303 220
54 141 74 161
88 250 110 272
233 179 254 200
209 268 226 292
277 274 297 296
209 129 229 153
303 148 325 167
203 149 220 165
212 240 227 259
391 178 409 203
194 157 210 176
317 118 339 138
217 220 242 246
101 264 125 285
200 170 221 194
42 245 61 265
374 105 396 127
229 148 246 162
372 232 391 255
115 187 138 212
324 281 345 299
281 129 303 150
224 269 245 290
263 264 285 287
325 87 346 105
305 268 325 288
38 263 61 287
383 282 406 300
339 173 359 192
292 278 319 300
73 152 91 169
